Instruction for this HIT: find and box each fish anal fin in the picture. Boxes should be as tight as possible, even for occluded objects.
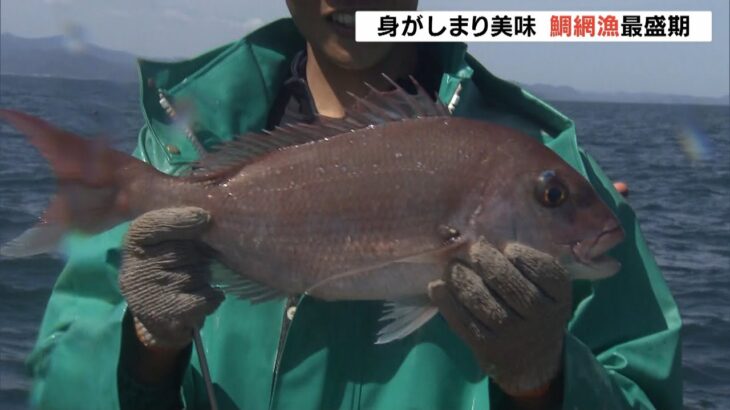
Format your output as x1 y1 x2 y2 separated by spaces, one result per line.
376 298 438 344
210 262 284 304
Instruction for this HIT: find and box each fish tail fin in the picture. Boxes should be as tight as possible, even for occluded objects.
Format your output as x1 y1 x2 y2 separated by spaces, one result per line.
0 109 153 257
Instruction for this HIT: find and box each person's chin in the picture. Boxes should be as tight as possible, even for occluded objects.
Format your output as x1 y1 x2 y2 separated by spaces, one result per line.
325 42 392 71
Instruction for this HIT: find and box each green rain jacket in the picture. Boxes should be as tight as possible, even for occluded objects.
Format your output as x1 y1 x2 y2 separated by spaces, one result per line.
27 19 682 410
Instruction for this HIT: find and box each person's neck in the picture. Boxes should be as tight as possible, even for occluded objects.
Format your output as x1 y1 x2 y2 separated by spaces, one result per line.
305 43 417 118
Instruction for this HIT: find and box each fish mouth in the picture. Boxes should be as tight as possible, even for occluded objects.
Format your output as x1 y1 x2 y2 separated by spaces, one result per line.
565 221 625 280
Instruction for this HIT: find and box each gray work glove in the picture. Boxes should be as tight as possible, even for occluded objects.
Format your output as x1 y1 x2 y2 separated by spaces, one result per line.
428 238 572 396
119 207 224 349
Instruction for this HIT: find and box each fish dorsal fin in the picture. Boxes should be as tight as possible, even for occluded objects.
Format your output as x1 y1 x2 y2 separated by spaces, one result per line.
189 75 449 177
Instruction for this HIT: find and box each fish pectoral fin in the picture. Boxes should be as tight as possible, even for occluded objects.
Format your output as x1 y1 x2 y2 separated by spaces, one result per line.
305 240 466 297
396 242 464 265
210 262 284 303
375 298 438 344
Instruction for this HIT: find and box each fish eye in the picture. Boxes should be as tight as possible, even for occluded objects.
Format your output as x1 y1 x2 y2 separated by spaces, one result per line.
535 170 568 208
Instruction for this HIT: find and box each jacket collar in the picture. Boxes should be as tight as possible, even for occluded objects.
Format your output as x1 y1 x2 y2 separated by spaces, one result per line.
136 18 579 173
137 19 305 166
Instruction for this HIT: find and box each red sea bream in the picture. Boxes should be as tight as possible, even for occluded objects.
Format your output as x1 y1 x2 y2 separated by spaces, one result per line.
0 82 624 342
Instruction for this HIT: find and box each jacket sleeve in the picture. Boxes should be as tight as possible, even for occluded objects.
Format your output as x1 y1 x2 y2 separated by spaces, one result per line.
26 226 129 410
558 150 682 409
118 311 191 410
26 218 189 410
26 126 191 410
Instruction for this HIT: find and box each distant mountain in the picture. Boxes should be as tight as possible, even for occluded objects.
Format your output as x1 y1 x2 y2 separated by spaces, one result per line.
0 33 138 83
522 83 730 106
2 33 728 106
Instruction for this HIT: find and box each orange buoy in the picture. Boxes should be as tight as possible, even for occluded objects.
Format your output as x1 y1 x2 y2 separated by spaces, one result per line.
613 181 629 198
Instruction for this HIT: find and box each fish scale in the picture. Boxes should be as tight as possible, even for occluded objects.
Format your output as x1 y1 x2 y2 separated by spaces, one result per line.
197 119 517 299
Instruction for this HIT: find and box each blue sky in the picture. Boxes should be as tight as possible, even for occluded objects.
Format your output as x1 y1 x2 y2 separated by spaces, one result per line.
1 0 728 98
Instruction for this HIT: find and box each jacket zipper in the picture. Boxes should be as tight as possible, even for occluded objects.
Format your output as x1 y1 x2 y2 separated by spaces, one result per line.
269 295 301 409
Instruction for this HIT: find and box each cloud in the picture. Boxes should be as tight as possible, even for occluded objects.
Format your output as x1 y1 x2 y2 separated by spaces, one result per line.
107 8 131 18
162 8 193 23
240 17 264 32
202 16 264 33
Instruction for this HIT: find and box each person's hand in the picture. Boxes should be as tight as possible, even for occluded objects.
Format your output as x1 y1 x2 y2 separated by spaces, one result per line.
428 238 572 397
119 207 224 350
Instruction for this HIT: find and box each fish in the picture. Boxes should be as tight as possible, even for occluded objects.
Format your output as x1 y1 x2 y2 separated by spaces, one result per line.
0 79 624 343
